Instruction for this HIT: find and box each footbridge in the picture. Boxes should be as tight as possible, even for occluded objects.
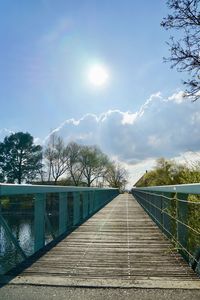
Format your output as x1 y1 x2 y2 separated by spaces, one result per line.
0 184 200 292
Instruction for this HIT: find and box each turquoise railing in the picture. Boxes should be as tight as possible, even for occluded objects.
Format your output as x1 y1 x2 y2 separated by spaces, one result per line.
0 184 119 275
132 184 200 275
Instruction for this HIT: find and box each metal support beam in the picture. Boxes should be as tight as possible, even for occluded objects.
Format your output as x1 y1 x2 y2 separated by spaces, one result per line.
89 191 93 214
0 214 27 260
34 193 45 252
59 193 68 235
73 192 80 226
83 192 89 219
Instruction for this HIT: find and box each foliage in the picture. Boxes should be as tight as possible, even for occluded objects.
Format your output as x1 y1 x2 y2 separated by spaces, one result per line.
161 0 200 101
0 197 10 209
135 157 200 187
0 132 42 184
0 171 4 183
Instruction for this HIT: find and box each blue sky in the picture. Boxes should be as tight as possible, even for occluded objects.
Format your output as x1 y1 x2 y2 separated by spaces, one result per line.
1 0 199 185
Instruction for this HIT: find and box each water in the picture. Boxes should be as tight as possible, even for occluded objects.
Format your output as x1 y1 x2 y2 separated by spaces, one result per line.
0 214 34 274
0 193 63 275
0 213 60 275
0 191 88 275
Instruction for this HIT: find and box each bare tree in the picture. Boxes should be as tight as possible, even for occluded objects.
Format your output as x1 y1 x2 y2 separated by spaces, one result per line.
80 145 109 187
105 162 128 192
161 0 200 101
44 134 69 184
66 142 84 186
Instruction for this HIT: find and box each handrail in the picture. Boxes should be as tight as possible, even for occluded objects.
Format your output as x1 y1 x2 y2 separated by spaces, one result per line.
132 182 200 194
0 184 119 275
132 184 200 276
0 183 117 196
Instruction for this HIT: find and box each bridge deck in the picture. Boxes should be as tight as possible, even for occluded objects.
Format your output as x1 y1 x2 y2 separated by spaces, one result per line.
2 194 200 289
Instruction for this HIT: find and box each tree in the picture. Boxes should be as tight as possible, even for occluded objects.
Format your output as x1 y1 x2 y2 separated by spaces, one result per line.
105 162 128 192
154 157 177 185
134 157 200 187
66 142 84 186
178 160 200 183
161 0 200 101
80 145 109 187
0 132 42 184
44 134 69 184
135 158 186 187
0 170 4 182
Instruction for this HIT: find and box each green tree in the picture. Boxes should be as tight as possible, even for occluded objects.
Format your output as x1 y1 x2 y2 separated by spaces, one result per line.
161 0 200 101
154 157 177 185
0 170 4 182
0 132 42 184
179 161 200 183
135 158 187 187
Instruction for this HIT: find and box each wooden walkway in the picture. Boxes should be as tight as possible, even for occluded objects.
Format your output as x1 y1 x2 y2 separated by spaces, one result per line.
2 194 200 289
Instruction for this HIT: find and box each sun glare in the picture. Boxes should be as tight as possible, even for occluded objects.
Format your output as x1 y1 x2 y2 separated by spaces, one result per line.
88 64 109 87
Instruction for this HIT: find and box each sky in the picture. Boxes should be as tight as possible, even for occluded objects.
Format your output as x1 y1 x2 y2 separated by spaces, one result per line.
1 0 200 187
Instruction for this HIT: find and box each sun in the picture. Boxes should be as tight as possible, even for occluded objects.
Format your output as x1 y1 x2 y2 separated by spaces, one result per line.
88 64 109 87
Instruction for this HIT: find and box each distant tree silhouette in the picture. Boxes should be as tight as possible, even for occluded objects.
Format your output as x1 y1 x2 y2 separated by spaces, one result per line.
0 132 42 184
161 0 200 101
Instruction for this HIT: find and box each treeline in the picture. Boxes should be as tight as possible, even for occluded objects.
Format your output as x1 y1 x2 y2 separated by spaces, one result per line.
0 132 128 191
135 157 200 187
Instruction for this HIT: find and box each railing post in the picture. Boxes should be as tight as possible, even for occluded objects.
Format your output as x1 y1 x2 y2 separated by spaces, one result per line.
89 191 93 214
97 190 101 208
94 191 98 211
73 192 80 226
83 192 89 219
34 193 45 252
59 193 68 235
103 190 107 205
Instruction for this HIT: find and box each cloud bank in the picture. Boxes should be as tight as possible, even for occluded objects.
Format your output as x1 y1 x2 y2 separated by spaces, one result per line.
46 91 200 168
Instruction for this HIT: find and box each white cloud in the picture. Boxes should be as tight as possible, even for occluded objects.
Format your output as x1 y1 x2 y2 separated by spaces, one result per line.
121 112 137 125
47 91 199 159
43 91 200 186
34 137 42 145
168 90 185 104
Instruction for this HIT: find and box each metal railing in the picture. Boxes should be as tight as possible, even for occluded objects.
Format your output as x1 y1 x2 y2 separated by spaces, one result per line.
0 184 119 275
132 184 200 275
